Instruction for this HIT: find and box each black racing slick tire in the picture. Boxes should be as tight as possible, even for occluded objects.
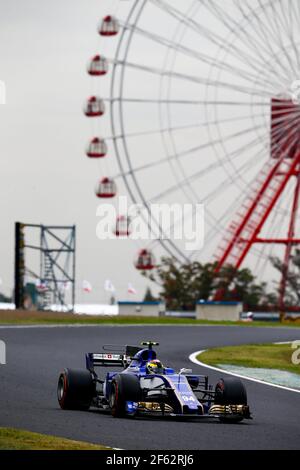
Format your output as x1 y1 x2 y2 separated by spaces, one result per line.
109 374 141 418
215 377 247 423
57 368 95 411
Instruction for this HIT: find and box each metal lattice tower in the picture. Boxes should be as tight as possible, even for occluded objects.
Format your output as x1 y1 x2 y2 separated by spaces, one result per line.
15 223 76 311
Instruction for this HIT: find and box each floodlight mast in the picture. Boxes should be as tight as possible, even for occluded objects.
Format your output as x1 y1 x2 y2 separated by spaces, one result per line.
14 223 76 311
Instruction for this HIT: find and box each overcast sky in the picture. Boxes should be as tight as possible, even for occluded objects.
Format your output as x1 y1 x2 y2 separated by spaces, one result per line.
0 0 158 302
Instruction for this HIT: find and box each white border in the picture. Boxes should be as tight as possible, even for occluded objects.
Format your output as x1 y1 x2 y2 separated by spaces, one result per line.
189 350 300 395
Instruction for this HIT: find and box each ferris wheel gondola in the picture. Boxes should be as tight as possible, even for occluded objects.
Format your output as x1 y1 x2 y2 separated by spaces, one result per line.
84 96 105 117
99 15 120 37
96 177 117 199
135 249 156 271
86 137 108 159
87 55 109 76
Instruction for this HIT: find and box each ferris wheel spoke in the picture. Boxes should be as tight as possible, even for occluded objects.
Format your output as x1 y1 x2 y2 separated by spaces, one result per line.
110 21 276 95
235 0 291 81
204 158 265 206
253 0 299 79
294 0 300 27
111 110 269 179
164 146 265 258
280 0 300 71
107 97 272 109
270 1 298 76
197 139 271 204
106 97 247 105
122 15 278 93
197 159 287 258
203 0 288 87
205 123 300 239
157 116 300 230
220 0 299 84
119 13 279 94
161 123 264 169
221 103 300 184
107 122 205 143
150 132 265 203
288 0 300 70
110 94 271 106
114 98 299 183
147 146 295 263
296 0 300 23
245 1 283 50
148 0 287 91
254 1 287 49
271 1 296 52
278 1 296 46
112 57 273 98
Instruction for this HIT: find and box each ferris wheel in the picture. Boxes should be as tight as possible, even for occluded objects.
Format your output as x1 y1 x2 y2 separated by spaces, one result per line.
85 0 300 306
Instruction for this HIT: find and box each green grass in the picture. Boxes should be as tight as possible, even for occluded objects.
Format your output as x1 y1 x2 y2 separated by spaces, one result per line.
0 309 300 327
198 343 300 375
0 427 111 450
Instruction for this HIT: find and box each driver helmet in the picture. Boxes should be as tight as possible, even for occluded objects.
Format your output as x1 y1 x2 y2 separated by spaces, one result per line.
146 359 164 375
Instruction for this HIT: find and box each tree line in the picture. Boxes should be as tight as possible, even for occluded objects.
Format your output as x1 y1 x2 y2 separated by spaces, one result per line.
143 254 300 311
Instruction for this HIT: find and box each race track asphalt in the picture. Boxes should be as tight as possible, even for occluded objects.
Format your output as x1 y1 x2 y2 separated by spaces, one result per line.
0 324 300 450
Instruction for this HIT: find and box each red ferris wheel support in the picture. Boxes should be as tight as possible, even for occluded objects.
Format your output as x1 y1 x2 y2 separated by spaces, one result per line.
214 97 300 309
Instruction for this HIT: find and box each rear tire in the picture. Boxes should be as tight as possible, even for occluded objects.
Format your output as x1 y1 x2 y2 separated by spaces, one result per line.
57 368 95 410
109 374 141 418
215 377 247 423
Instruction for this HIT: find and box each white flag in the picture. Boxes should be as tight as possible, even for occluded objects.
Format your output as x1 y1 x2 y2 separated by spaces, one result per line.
60 281 71 292
104 279 115 292
82 280 92 293
63 281 71 291
128 283 137 295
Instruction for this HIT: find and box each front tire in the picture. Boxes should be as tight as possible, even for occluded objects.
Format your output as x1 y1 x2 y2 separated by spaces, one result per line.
109 374 141 418
57 368 95 410
215 377 247 423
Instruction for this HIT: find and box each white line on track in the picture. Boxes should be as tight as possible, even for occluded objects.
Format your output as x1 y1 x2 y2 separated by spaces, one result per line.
189 350 300 395
274 341 294 345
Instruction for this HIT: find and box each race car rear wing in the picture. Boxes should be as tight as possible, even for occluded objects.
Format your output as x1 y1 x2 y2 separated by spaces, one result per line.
86 344 151 371
86 353 127 370
102 344 143 357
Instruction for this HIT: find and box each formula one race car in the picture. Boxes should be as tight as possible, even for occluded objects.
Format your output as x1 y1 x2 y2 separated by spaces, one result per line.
57 341 251 422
